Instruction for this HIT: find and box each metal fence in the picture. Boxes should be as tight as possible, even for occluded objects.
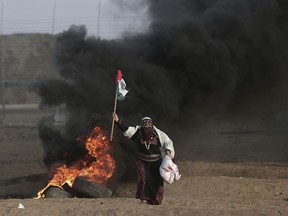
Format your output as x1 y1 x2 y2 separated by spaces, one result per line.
0 2 150 124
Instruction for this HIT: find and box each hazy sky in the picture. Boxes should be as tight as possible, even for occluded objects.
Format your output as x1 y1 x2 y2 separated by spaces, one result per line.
0 0 149 39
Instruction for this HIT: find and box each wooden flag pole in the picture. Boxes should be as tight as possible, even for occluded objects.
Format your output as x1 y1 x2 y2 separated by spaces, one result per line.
110 92 118 141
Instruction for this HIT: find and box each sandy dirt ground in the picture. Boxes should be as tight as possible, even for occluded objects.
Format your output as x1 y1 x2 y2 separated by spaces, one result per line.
1 107 288 216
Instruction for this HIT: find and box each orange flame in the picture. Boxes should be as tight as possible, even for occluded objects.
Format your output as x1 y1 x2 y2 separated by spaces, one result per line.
35 126 115 199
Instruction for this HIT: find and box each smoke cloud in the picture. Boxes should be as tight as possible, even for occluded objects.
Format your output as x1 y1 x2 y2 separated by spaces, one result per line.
35 0 288 171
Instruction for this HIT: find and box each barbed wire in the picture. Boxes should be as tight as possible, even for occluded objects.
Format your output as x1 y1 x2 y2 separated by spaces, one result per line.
0 15 149 36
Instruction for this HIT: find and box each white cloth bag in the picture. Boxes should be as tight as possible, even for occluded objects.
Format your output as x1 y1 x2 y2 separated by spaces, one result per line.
159 155 181 184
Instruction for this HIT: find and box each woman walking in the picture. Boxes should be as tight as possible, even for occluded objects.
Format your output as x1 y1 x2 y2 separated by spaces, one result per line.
112 112 175 205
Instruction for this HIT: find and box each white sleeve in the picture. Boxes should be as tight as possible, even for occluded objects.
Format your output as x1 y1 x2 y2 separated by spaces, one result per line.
123 125 140 139
163 133 175 158
155 127 175 158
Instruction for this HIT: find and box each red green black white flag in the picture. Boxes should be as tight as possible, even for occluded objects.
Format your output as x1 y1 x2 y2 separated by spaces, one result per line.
115 70 128 101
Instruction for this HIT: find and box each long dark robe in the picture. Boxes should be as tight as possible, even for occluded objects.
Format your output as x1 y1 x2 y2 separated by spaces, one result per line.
134 131 163 205
135 155 164 205
117 122 164 205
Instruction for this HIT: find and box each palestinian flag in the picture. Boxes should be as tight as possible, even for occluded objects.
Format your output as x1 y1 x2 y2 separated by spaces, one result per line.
115 70 128 101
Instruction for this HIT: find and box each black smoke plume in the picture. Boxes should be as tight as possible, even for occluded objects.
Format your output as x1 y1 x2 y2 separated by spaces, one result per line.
35 0 288 178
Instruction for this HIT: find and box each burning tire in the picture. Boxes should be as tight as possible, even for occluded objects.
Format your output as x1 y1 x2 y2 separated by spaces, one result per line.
72 177 112 198
44 186 73 198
